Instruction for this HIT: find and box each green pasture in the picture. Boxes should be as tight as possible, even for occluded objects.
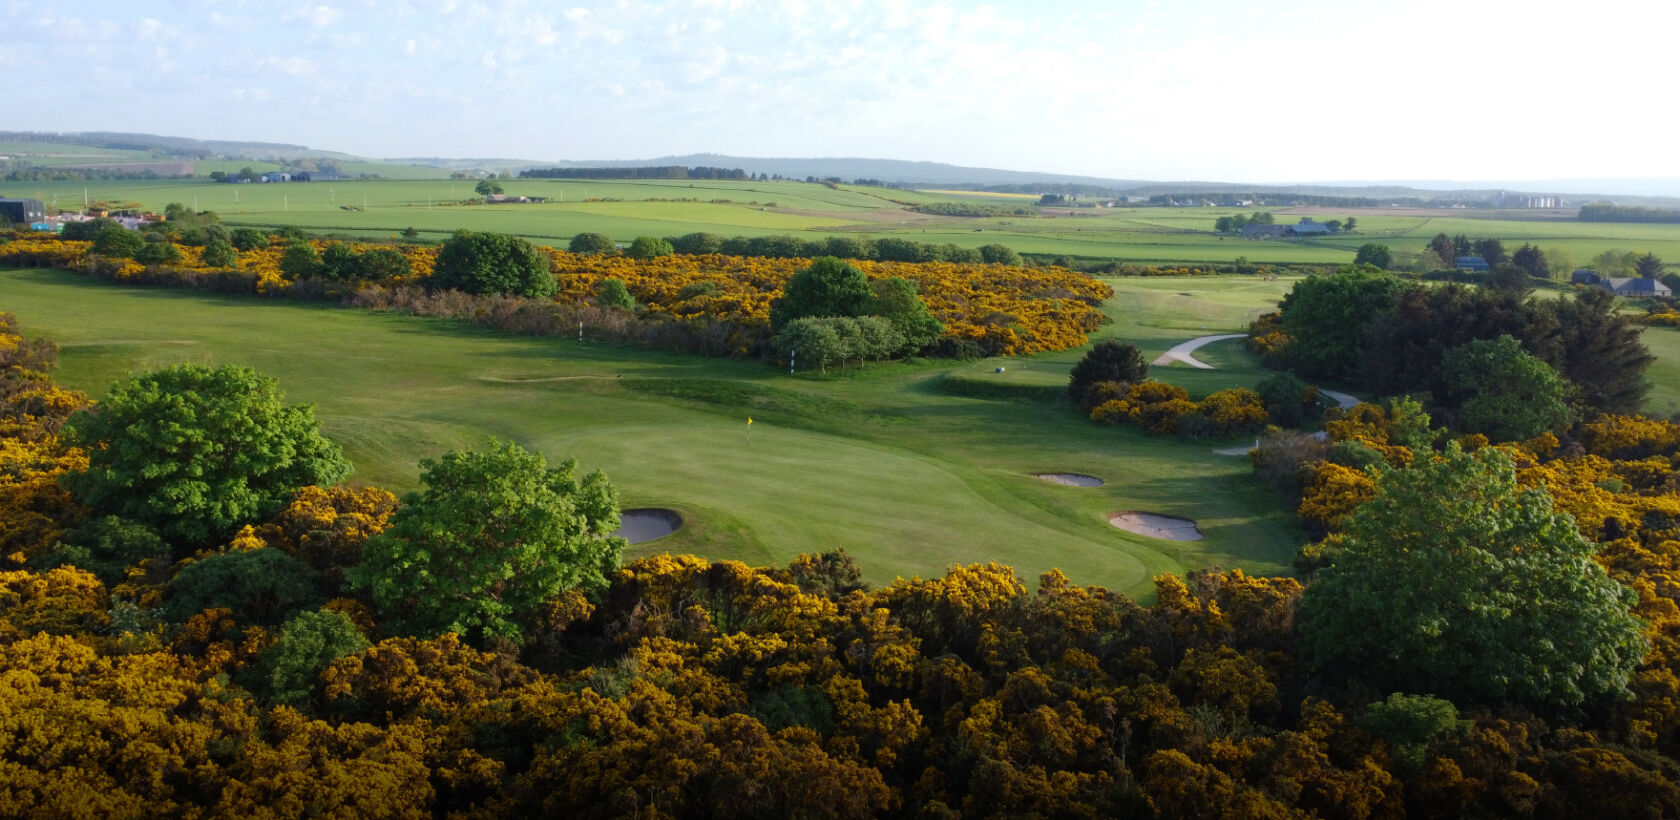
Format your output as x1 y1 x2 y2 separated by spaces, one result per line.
0 268 1305 596
15 176 1676 268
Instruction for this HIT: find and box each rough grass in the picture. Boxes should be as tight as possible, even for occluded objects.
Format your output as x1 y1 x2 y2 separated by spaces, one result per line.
0 268 1305 596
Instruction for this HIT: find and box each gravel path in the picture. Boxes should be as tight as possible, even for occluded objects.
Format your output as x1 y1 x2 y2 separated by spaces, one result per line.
1147 333 1363 456
1319 388 1359 409
1150 333 1247 369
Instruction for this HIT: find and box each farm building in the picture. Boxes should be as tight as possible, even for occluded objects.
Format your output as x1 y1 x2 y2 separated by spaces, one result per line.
1241 223 1289 239
1456 256 1490 272
0 198 46 225
1287 218 1334 235
1604 277 1672 298
1569 269 1671 297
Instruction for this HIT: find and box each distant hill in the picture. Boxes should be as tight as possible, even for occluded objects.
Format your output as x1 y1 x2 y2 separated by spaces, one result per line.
387 157 554 171
539 153 1150 189
7 131 1678 205
534 154 1680 206
0 131 359 162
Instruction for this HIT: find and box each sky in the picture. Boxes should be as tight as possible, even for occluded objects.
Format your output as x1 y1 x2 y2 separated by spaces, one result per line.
6 0 1679 185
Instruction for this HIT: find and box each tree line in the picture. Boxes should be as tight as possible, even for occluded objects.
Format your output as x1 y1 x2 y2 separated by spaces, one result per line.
1256 265 1653 435
909 202 1037 217
1579 202 1680 224
521 165 750 180
579 230 1028 266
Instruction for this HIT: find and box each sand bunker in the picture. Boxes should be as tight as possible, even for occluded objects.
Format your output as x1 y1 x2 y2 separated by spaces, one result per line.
614 508 683 544
1109 511 1204 541
1032 473 1105 487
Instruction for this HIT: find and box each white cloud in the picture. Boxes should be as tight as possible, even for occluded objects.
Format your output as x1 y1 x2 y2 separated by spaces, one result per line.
259 55 317 76
286 5 342 28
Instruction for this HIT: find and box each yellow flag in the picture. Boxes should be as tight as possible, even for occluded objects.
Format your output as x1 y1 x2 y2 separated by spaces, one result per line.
747 417 753 425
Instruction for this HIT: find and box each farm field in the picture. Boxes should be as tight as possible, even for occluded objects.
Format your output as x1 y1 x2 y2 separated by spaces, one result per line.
10 176 1678 268
0 268 1306 597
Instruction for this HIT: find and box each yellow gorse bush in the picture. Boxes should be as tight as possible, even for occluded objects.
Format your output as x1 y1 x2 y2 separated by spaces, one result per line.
1 236 1109 356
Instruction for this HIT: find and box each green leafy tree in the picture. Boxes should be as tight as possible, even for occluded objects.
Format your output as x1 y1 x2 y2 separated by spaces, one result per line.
671 232 724 254
769 256 872 330
844 315 906 363
319 242 358 280
625 236 674 260
1067 339 1149 402
774 317 847 373
36 516 169 584
1593 249 1639 277
1637 252 1664 279
1276 266 1408 381
62 364 352 550
261 608 370 706
200 238 238 269
474 179 504 196
1512 243 1549 279
229 227 269 251
596 278 636 310
353 441 625 644
1484 263 1533 295
90 225 143 259
1256 371 1315 427
1474 237 1507 267
1298 444 1647 708
1441 335 1575 440
978 243 1023 265
1357 694 1467 778
1214 216 1234 233
1426 233 1458 269
936 243 982 263
821 236 875 260
568 232 618 255
133 238 183 265
1452 234 1472 257
431 230 555 298
162 547 320 625
866 277 943 354
61 217 120 241
873 238 937 263
1343 216 1357 232
279 240 323 280
1544 247 1575 281
352 247 411 280
1353 243 1392 269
